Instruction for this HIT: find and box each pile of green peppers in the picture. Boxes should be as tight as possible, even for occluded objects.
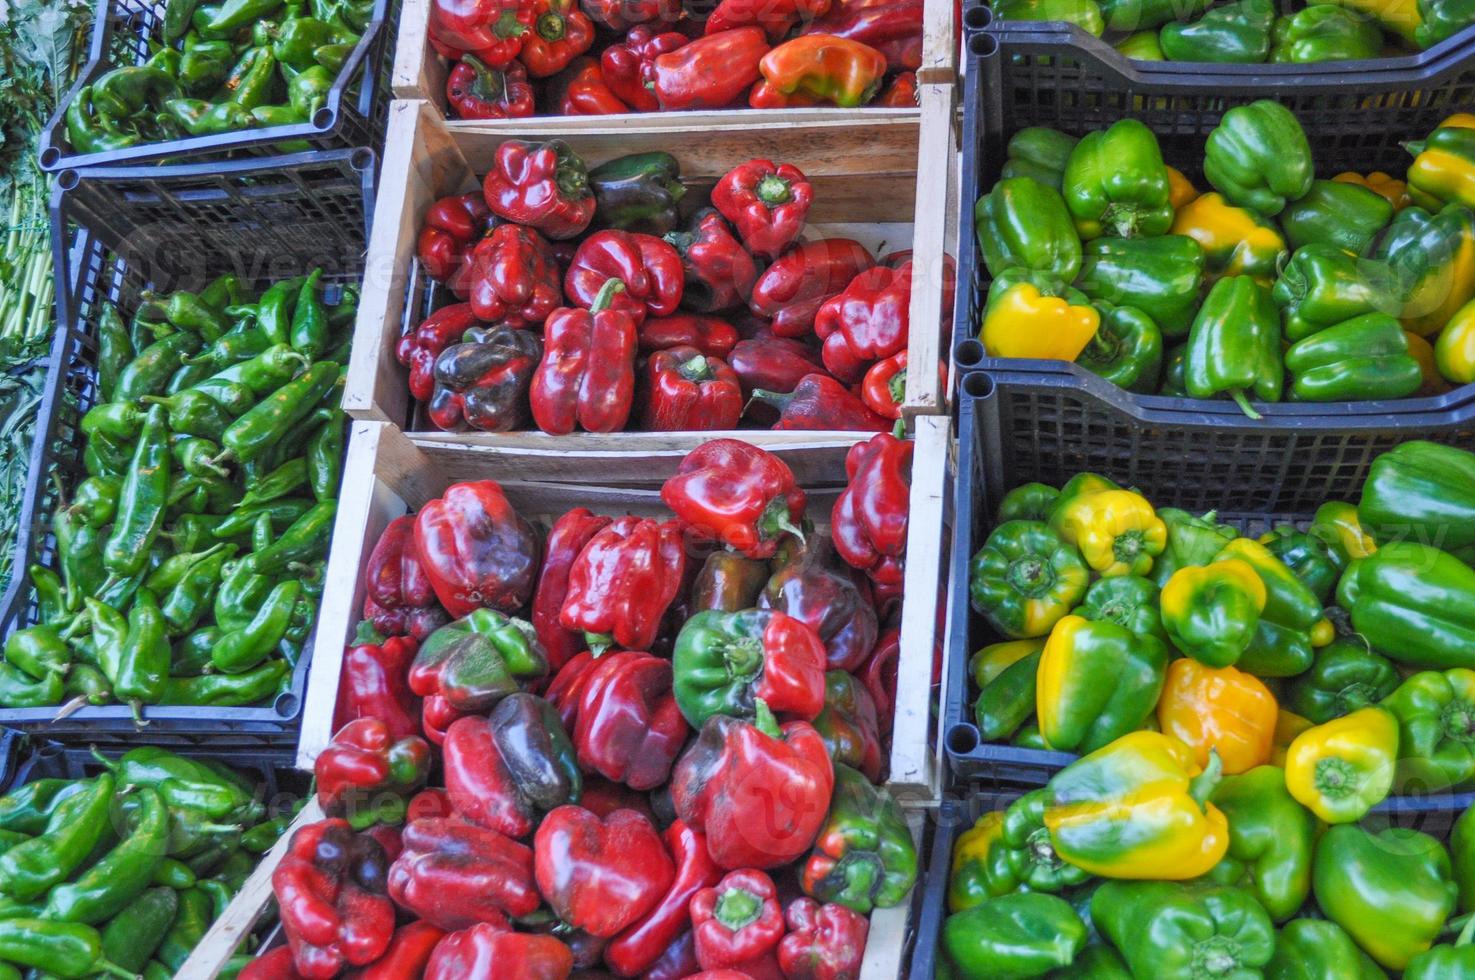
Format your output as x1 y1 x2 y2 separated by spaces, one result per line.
0 747 298 978
7 268 353 719
65 0 374 154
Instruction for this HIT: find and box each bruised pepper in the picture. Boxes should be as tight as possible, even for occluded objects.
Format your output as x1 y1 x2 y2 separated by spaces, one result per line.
980 271 1100 362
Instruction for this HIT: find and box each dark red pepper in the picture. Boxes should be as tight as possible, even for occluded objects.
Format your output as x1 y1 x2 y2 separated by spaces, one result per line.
660 438 806 559
577 775 657 823
707 0 831 38
642 345 744 431
750 238 875 338
750 373 890 432
875 69 918 105
812 669 885 782
776 898 869 980
560 514 686 652
643 930 702 980
465 223 563 327
804 0 923 70
428 324 542 432
712 160 814 261
406 787 455 821
424 925 574 980
397 303 485 403
420 695 465 747
691 869 785 971
604 820 724 976
273 819 396 979
482 139 596 239
241 946 303 980
650 28 770 111
859 626 899 742
551 56 631 114
429 0 534 66
534 805 676 938
387 817 540 930
530 279 639 434
582 0 683 29
728 336 827 405
565 230 683 325
417 195 498 292
521 0 596 76
831 431 911 590
345 921 447 980
333 626 422 748
443 693 581 838
760 535 878 671
551 649 689 789
601 25 688 111
533 508 613 674
315 718 433 829
414 479 541 618
663 209 757 314
446 55 536 119
361 514 450 642
639 314 740 358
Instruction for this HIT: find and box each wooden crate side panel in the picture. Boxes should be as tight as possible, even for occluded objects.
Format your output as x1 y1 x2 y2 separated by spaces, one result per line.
903 81 960 418
391 0 442 101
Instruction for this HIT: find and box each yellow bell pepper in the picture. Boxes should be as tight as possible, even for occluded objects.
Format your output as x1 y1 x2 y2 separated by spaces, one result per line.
1315 0 1419 43
1166 165 1198 210
1407 330 1453 394
981 273 1100 362
1271 709 1315 768
1333 170 1412 211
1156 658 1278 775
1170 192 1287 286
1049 489 1167 578
1284 706 1399 824
1042 731 1231 879
947 810 1005 913
1442 113 1475 131
1309 500 1377 566
1436 295 1475 384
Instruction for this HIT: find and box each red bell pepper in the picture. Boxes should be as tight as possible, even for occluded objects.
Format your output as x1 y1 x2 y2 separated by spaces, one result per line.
482 139 596 239
639 314 740 358
691 869 785 971
443 693 581 838
750 373 890 432
813 261 916 383
520 0 595 76
712 160 814 260
650 28 770 111
578 775 658 822
831 431 911 589
533 508 613 673
273 819 396 979
241 947 303 979
860 351 913 420
361 514 448 639
551 56 630 114
334 625 421 753
429 0 533 67
805 0 922 70
414 479 541 618
750 238 875 337
427 324 542 432
465 223 562 326
604 820 723 977
315 718 432 830
876 69 918 105
424 924 574 980
761 535 879 671
642 345 744 431
530 280 639 434
583 0 682 28
601 25 688 111
776 898 869 980
417 195 497 292
644 930 702 980
859 626 899 741
662 209 757 314
813 669 884 782
387 817 540 929
661 438 807 559
728 337 827 402
553 649 690 789
345 922 447 980
759 36 887 107
748 79 824 108
407 787 454 821
559 514 686 652
565 230 683 324
706 0 831 39
364 822 404 866
420 695 465 746
533 805 675 936
446 55 535 118
396 303 484 403
672 703 835 869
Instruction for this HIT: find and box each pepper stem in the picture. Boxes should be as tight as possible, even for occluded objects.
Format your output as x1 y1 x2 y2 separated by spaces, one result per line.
535 10 566 40
888 370 907 407
584 631 613 657
753 698 781 738
747 388 792 413
590 278 625 314
90 745 120 772
1228 388 1263 421
1188 749 1223 810
756 174 791 206
462 54 508 103
353 619 387 646
96 959 139 980
52 695 90 722
678 354 712 382
129 699 149 728
714 885 763 931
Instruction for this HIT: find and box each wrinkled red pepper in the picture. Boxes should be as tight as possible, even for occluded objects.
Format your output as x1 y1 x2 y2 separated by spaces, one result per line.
521 0 595 76
560 514 686 652
315 718 432 829
360 515 448 640
565 230 683 324
387 817 540 930
642 346 744 431
549 649 689 789
761 535 879 671
414 479 541 618
728 336 827 402
397 303 483 403
482 139 596 239
805 0 923 70
639 314 740 358
273 819 396 979
662 209 757 314
859 626 899 741
334 625 421 752
429 0 533 67
650 28 769 111
443 693 581 838
552 56 631 114
601 25 688 111
446 55 535 119
831 432 911 589
750 238 874 337
777 898 870 980
465 223 563 326
661 438 807 559
813 261 916 383
424 924 574 980
672 703 835 869
691 869 785 972
750 373 890 432
713 160 814 260
707 0 831 38
427 325 542 432
417 195 497 292
583 0 682 29
530 280 638 434
813 669 885 782
345 922 446 980
533 508 613 673
534 805 676 938
604 820 723 976
860 351 912 420
876 70 918 105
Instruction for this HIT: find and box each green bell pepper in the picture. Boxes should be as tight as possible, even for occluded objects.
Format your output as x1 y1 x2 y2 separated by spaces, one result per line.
1416 0 1475 46
1000 127 1078 190
1338 541 1475 669
1074 574 1166 641
1160 559 1266 668
1203 765 1316 922
1268 918 1388 980
802 764 916 913
1074 234 1206 337
1093 880 1276 978
1359 440 1475 552
162 99 257 137
1036 615 1168 754
1213 537 1326 678
1367 202 1475 336
997 483 1060 524
1405 916 1475 980
1075 302 1163 393
1284 312 1423 401
1381 668 1475 793
1271 244 1400 342
1047 944 1132 979
976 176 1083 281
1116 30 1166 57
1061 119 1174 239
992 0 1105 32
969 520 1090 639
949 791 1092 907
1313 823 1458 970
1159 0 1275 62
1183 274 1284 418
1203 99 1315 216
971 639 1044 741
1280 179 1394 254
1099 0 1207 30
1271 5 1384 62
588 152 686 236
943 892 1087 979
1151 508 1237 588
178 39 235 97
671 608 821 728
1455 802 1475 911
1260 525 1344 603
1284 638 1398 723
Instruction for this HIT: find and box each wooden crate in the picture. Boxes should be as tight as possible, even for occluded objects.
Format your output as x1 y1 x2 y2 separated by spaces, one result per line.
345 97 958 475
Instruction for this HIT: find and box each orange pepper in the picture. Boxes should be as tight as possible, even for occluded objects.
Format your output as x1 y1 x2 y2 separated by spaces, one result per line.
875 71 918 107
758 36 888 108
1156 658 1278 775
748 79 824 109
1332 171 1413 211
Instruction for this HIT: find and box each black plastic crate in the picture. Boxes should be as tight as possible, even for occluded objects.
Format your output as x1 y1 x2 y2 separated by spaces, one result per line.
944 371 1475 783
955 23 1475 422
38 0 398 174
0 152 373 746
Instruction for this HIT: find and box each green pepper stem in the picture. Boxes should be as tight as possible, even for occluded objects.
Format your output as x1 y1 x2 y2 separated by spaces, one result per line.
96 959 138 980
53 695 90 722
754 698 781 738
714 886 763 931
1229 388 1263 420
1189 749 1223 810
756 174 792 206
589 278 625 314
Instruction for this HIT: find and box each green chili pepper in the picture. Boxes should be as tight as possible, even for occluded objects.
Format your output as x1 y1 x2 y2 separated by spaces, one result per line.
83 430 130 481
306 410 344 500
28 567 65 624
229 48 279 111
96 748 257 821
64 475 120 529
138 288 230 340
170 436 231 479
185 320 270 370
100 886 178 975
240 457 309 506
213 558 273 631
167 358 218 396
115 589 170 721
205 0 285 32
101 405 170 579
287 64 335 119
195 877 235 919
152 886 212 972
163 547 237 636
63 665 112 709
161 98 258 137
161 660 289 705
190 345 309 411
314 41 353 72
212 579 301 674
0 782 85 836
247 499 336 575
288 269 328 357
255 277 305 345
0 776 114 902
141 389 236 437
91 67 181 119
54 496 104 613
65 88 141 156
95 304 132 404
80 403 146 442
115 332 201 402
178 38 235 96
4 626 70 681
218 361 339 464
0 918 133 979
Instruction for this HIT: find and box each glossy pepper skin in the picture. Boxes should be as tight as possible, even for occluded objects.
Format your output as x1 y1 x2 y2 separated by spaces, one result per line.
1061 119 1173 239
815 260 936 383
429 0 533 65
713 159 813 260
1382 668 1475 793
951 791 1089 907
1200 765 1316 923
640 314 740 359
1358 440 1475 552
604 820 723 976
421 924 571 979
760 536 879 671
1037 615 1167 754
1268 918 1387 979
1160 0 1274 61
467 223 563 327
560 515 685 653
1075 302 1163 392
751 237 875 337
315 719 432 829
334 625 422 744
750 373 890 432
690 869 784 970
1205 98 1314 216
1170 191 1287 286
776 898 867 980
1272 3 1382 60
1074 234 1204 338
813 669 885 782
673 608 827 727
758 36 886 108
1285 640 1397 726
482 139 595 239
417 194 497 289
1284 312 1422 401
531 282 638 434
642 346 744 431
1409 125 1475 211
1405 918 1475 980
386 817 539 931
1157 658 1276 773
976 176 1083 281
1314 823 1458 970
943 892 1086 979
446 55 534 118
397 305 482 404
805 0 923 70
588 152 686 236
1094 880 1276 978
565 231 683 325
273 820 395 979
970 519 1089 640
1272 244 1399 342
428 324 542 432
1281 178 1394 254
414 479 541 618
601 25 687 111
651 28 769 110
1219 537 1327 677
1050 486 1166 578
553 55 630 114
981 269 1100 362
531 805 674 941
1284 706 1398 823
1369 202 1475 335
1183 274 1283 418
663 210 757 314
550 650 690 789
831 433 911 590
361 515 447 640
972 640 1043 742
1338 541 1475 669
532 508 612 672
800 762 915 913
409 608 548 721
443 693 580 837
661 439 806 558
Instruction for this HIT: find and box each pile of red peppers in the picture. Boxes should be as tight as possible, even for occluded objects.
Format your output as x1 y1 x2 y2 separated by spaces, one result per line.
430 0 922 119
297 436 917 978
400 141 954 434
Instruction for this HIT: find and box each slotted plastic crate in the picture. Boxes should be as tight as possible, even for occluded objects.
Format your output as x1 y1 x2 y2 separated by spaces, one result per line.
943 371 1475 783
0 151 373 746
38 0 398 174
